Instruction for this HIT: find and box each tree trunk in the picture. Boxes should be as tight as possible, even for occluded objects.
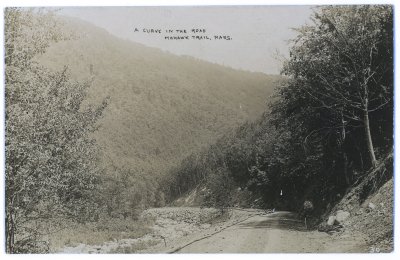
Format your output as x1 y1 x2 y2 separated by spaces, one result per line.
343 152 350 185
6 213 15 253
340 111 350 185
364 109 378 168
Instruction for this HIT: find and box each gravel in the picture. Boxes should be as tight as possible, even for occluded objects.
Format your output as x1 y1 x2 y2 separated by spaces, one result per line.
58 207 250 253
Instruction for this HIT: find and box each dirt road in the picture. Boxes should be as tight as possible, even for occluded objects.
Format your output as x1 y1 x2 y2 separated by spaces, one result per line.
175 211 369 253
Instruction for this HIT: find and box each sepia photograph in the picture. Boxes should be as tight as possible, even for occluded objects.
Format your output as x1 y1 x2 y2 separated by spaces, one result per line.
2 0 395 255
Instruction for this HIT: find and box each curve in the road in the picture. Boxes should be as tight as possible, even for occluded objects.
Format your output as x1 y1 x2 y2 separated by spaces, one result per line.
174 211 367 253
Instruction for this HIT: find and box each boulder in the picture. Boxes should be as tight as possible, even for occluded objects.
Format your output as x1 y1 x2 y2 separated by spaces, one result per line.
335 210 350 223
327 215 336 226
318 222 342 233
368 202 376 210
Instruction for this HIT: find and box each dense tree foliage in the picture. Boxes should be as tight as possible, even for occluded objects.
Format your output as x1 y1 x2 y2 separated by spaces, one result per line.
5 8 108 253
273 5 393 206
164 6 393 214
281 5 393 168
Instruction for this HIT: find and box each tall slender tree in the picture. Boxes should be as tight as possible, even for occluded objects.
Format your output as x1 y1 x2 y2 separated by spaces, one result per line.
282 5 393 168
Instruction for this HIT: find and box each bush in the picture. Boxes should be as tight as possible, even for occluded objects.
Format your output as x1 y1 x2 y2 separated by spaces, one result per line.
202 167 236 212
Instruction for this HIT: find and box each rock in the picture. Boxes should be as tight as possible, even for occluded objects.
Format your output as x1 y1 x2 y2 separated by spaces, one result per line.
318 222 342 233
335 210 350 223
355 208 364 216
318 223 328 232
327 215 336 226
368 202 376 210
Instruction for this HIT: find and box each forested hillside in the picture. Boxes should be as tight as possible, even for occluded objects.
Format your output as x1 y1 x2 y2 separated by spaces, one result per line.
6 9 279 252
35 17 279 212
167 6 393 219
5 6 393 254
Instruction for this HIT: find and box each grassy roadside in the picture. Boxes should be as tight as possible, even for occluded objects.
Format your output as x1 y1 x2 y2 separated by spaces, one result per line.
42 207 257 253
45 216 155 252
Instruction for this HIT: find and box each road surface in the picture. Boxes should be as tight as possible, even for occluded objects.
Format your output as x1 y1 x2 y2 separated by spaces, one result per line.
175 211 368 253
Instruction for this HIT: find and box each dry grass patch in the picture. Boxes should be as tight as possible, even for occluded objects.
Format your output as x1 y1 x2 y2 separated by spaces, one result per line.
110 240 160 253
46 216 155 252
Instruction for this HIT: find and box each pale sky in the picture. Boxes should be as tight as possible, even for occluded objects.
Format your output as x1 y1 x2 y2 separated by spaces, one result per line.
61 6 314 74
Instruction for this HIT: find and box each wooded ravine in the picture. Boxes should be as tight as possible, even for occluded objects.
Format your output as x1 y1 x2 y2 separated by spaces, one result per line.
4 6 393 253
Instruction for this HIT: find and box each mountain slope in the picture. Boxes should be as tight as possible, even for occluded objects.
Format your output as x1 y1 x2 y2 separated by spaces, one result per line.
36 16 279 182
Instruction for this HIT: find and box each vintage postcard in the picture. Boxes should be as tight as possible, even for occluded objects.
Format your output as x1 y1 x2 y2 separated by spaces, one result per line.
2 0 395 255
